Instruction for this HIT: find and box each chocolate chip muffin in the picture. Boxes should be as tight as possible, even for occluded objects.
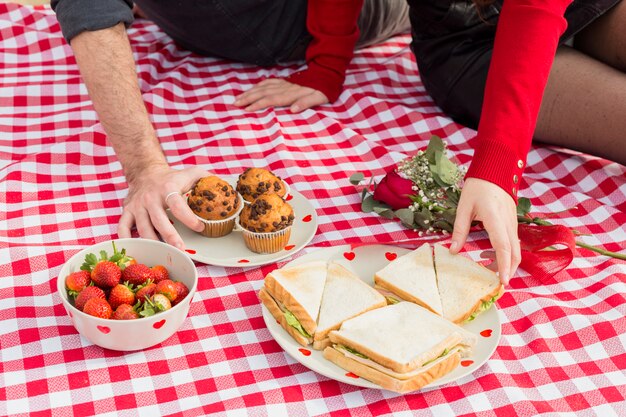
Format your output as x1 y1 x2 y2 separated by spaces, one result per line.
187 176 242 237
236 168 287 203
238 194 295 253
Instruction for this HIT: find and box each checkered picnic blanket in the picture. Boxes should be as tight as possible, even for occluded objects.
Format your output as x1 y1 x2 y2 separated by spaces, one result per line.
1 4 625 416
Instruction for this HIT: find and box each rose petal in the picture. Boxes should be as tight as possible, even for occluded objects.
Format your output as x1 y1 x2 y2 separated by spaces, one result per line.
373 174 413 210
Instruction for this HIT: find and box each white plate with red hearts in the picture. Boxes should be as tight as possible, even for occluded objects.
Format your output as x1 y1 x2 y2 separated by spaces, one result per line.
261 244 502 391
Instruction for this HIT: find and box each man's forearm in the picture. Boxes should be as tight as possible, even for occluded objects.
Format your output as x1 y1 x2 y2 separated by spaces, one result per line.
71 23 167 182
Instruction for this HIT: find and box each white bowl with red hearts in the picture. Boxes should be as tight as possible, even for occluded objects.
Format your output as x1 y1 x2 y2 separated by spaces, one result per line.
57 238 198 351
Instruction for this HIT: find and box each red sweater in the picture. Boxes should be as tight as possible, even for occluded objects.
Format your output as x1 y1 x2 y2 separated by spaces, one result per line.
287 0 363 102
292 0 573 202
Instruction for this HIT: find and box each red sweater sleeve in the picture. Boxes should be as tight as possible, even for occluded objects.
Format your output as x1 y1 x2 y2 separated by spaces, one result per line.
286 0 363 102
465 0 573 202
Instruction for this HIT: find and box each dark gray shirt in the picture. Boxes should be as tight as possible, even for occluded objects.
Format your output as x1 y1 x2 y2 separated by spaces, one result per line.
51 0 134 42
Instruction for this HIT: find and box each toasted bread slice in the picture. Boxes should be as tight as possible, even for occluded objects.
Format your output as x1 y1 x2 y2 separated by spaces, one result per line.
263 261 327 336
433 244 504 324
374 244 442 315
259 288 311 347
327 302 476 374
313 262 386 349
324 345 461 393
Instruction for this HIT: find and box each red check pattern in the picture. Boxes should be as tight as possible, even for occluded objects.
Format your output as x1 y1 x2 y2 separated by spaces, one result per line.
1 4 625 417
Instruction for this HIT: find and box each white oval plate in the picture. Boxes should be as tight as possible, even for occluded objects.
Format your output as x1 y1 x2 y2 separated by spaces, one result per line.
261 244 502 391
167 178 317 267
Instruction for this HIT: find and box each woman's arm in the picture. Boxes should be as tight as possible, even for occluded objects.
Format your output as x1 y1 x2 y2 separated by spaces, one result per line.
234 0 364 112
452 0 574 284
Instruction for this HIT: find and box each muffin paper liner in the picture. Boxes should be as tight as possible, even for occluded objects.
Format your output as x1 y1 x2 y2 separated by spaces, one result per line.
190 193 244 238
236 220 293 254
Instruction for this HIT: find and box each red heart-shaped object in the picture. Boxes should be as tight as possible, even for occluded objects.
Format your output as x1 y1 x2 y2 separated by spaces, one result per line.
302 214 312 223
461 360 474 367
385 252 397 261
345 372 359 379
518 223 576 282
185 249 196 254
238 259 250 263
284 245 295 250
153 319 166 329
343 252 355 261
285 194 294 201
298 348 311 357
480 329 493 338
97 326 110 334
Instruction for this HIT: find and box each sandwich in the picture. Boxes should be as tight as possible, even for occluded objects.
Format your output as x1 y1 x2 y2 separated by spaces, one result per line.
259 261 327 347
433 244 504 323
373 243 504 324
374 243 442 315
323 302 477 393
313 262 387 350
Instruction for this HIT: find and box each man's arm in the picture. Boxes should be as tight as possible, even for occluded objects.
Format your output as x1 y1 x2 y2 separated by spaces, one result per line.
70 24 206 247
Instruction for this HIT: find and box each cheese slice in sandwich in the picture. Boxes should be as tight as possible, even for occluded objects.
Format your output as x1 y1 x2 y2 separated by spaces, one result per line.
433 244 504 324
259 261 327 347
313 262 386 350
323 302 477 393
374 243 442 315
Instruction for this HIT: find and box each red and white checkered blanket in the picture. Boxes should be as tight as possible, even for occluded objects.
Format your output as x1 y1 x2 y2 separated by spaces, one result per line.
1 4 625 416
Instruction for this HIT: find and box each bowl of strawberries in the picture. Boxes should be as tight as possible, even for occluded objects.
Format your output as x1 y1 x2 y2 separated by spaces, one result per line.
57 238 198 351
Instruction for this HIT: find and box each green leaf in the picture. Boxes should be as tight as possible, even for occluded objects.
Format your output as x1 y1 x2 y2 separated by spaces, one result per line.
434 151 458 186
424 135 445 164
517 197 532 217
349 172 365 185
445 189 460 207
361 195 376 213
442 208 457 225
395 208 415 227
431 172 448 189
373 207 395 219
433 220 453 233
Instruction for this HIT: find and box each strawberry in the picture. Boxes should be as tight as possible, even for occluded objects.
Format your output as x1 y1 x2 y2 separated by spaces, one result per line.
152 294 172 311
122 263 152 286
65 270 92 297
112 303 139 320
91 261 121 288
83 298 112 319
172 281 190 305
81 242 134 272
140 294 171 317
155 279 178 302
74 286 106 311
135 282 156 303
108 283 136 310
150 265 170 283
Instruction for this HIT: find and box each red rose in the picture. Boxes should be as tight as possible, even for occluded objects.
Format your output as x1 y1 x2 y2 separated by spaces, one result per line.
373 169 416 210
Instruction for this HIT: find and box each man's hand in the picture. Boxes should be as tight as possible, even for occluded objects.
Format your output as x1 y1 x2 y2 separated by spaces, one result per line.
118 165 208 249
449 178 521 285
234 79 328 112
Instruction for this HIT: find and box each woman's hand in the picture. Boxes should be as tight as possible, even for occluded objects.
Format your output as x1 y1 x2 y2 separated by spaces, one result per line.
234 78 328 112
117 165 210 249
450 178 521 285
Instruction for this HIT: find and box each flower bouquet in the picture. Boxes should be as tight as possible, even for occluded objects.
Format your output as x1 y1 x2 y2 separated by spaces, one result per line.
350 136 624 282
